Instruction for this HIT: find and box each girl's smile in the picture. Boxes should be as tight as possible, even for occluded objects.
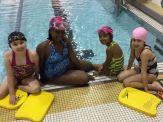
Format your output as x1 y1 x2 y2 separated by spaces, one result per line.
99 32 112 46
11 40 26 52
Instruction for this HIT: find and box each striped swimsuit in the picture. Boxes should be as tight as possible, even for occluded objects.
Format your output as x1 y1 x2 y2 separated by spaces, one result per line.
108 41 124 75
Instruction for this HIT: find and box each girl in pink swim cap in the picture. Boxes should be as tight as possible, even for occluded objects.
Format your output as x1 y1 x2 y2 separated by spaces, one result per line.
93 26 124 76
118 27 163 98
36 16 93 85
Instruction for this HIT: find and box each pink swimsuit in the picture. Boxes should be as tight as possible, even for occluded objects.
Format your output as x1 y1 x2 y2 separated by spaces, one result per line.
11 50 35 81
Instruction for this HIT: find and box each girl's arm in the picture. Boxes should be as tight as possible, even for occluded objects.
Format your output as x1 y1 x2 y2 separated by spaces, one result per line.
141 49 150 92
64 37 93 71
31 50 39 79
100 47 112 75
36 42 47 82
127 44 135 69
65 38 80 68
4 52 16 104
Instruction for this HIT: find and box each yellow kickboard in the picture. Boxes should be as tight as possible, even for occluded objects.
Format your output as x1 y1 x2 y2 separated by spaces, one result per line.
15 91 54 122
0 89 28 110
118 87 161 117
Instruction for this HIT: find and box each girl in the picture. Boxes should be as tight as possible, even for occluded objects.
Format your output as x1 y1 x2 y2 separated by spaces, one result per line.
118 27 163 97
0 32 40 105
36 16 93 85
93 26 124 76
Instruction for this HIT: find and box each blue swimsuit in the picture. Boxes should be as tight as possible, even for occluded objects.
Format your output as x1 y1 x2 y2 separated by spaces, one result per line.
44 41 70 78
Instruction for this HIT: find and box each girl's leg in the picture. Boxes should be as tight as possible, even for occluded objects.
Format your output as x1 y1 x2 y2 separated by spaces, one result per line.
123 74 163 91
0 77 8 99
48 70 89 85
18 78 40 94
117 68 139 82
151 80 163 92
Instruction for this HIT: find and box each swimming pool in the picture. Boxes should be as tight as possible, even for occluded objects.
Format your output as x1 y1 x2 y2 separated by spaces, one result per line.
0 0 158 83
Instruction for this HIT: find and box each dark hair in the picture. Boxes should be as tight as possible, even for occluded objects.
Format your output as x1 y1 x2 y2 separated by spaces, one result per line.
47 28 66 41
106 26 113 40
8 31 27 48
108 33 113 40
47 29 52 40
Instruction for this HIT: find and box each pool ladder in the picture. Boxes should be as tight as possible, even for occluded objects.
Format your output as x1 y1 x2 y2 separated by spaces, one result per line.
114 0 128 16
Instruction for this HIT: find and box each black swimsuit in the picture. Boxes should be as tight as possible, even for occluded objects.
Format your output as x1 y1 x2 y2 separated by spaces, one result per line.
136 46 158 76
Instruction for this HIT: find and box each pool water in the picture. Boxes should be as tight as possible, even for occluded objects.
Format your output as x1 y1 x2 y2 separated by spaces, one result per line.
0 0 158 83
60 0 157 63
0 0 53 82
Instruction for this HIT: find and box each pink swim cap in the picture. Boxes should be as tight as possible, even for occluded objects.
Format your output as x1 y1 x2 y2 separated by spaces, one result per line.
49 16 66 30
96 26 113 34
132 27 148 42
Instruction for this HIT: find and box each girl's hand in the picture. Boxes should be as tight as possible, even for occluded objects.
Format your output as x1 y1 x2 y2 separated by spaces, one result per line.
98 65 108 75
98 65 103 73
144 87 149 93
123 66 128 70
9 95 16 105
